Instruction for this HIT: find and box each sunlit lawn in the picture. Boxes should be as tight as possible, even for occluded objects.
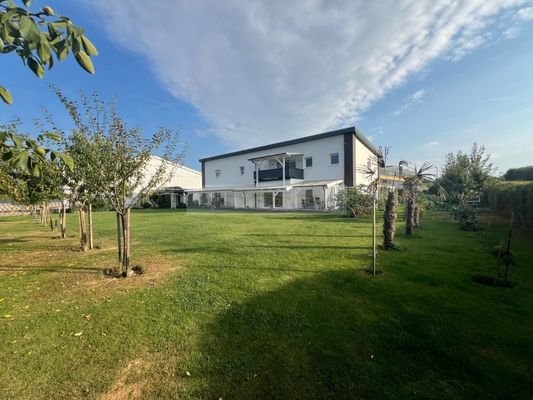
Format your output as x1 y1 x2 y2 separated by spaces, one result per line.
0 209 532 399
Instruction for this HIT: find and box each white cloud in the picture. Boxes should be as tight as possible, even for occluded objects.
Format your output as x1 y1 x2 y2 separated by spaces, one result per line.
90 0 529 149
517 6 533 20
424 141 440 147
393 89 426 116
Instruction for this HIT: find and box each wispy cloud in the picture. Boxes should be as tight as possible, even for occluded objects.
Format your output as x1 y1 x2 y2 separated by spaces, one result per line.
517 6 533 20
90 1 532 149
423 141 441 148
393 89 426 116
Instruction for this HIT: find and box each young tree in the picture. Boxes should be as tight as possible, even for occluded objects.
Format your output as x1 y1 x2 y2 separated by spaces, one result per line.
0 0 97 105
56 91 184 276
438 143 494 199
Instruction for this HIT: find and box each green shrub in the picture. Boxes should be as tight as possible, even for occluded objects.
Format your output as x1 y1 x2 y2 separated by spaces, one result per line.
451 206 480 231
484 182 533 230
335 186 373 218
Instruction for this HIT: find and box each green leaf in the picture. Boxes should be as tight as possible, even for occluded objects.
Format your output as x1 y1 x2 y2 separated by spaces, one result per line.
27 57 45 78
54 39 69 61
81 35 98 56
37 36 51 64
56 151 74 171
0 86 13 104
11 133 22 148
22 0 31 7
74 51 94 74
47 23 60 39
16 152 30 173
69 24 84 37
43 131 61 141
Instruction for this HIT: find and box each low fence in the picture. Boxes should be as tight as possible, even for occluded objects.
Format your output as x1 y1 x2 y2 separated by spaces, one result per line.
0 201 64 217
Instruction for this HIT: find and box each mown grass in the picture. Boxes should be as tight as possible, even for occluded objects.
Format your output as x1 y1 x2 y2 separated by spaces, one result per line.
0 209 532 399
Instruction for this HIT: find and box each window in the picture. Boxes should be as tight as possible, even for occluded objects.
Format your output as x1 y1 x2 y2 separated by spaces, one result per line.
215 169 221 178
305 157 313 168
330 153 339 165
240 166 245 175
263 192 273 207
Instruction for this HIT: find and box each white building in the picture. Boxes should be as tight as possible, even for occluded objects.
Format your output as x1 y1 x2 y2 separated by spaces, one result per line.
186 127 381 210
135 156 202 207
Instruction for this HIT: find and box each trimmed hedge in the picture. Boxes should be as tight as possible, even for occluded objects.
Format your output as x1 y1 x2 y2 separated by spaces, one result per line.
485 182 533 229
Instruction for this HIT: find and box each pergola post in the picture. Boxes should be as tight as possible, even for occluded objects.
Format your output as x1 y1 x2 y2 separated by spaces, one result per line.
282 158 286 186
255 162 259 187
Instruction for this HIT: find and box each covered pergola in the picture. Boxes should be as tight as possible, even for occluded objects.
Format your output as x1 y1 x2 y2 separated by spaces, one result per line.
248 152 304 187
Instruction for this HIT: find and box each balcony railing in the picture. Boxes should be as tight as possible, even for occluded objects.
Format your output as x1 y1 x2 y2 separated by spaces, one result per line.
253 167 304 182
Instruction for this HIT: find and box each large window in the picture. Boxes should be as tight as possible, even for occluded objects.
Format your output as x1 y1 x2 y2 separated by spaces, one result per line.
330 153 339 165
263 192 273 207
305 157 313 168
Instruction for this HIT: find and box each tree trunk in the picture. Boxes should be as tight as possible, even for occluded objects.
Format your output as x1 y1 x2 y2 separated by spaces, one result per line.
79 207 87 251
405 198 415 236
60 201 67 239
414 205 421 228
40 203 46 225
88 203 94 250
372 195 376 276
120 209 131 275
116 212 122 264
383 191 397 249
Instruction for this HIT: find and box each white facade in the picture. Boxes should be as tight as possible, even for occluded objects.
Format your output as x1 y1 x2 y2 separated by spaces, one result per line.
130 156 202 206
190 127 380 210
204 135 345 188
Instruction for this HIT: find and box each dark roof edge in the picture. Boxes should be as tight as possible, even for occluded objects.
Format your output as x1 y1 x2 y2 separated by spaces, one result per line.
200 126 380 162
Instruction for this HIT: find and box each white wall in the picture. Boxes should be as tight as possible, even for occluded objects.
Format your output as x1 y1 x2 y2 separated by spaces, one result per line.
142 156 202 190
354 137 377 186
203 135 345 188
128 156 202 206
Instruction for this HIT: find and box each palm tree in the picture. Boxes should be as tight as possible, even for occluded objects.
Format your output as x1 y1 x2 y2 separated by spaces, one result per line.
383 190 398 249
403 162 434 236
382 160 407 250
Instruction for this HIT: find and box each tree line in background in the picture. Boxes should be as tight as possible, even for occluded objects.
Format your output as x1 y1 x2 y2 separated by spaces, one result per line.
503 166 533 181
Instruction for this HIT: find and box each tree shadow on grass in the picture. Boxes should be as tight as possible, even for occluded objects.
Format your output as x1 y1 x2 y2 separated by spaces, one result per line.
193 270 530 400
0 265 103 274
242 234 373 238
243 244 369 250
0 238 30 244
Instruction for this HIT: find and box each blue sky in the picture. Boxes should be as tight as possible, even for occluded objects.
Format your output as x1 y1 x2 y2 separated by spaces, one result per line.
2 1 533 174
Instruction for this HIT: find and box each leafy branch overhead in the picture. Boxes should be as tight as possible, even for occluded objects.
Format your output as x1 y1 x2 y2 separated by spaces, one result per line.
0 128 73 176
0 0 98 104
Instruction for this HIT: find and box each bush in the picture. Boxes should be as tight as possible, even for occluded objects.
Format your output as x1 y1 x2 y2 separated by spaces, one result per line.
149 192 171 208
451 206 481 231
92 196 110 211
142 202 152 209
335 186 373 217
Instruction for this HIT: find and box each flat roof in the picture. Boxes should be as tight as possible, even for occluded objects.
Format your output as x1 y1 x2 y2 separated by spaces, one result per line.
199 126 380 162
248 152 304 163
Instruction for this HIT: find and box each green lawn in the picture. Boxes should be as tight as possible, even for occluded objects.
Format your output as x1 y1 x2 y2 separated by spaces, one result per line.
0 210 532 399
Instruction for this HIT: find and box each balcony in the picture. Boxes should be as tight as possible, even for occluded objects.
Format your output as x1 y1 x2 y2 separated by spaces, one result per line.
254 167 304 182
